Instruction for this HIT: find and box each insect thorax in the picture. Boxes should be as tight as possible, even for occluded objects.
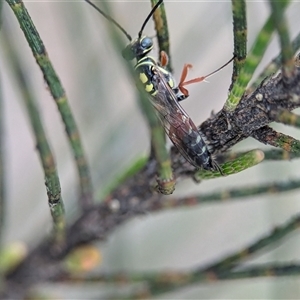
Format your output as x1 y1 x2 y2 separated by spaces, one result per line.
135 56 176 96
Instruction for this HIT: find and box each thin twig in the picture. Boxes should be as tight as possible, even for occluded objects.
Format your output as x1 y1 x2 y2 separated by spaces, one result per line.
151 0 172 71
59 263 300 299
193 149 264 180
230 0 247 89
270 0 294 78
263 148 300 160
252 126 300 153
152 179 300 210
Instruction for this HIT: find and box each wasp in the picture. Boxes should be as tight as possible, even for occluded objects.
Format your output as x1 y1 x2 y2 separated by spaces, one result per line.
84 0 232 172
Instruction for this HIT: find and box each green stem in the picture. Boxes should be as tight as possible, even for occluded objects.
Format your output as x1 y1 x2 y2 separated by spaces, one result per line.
194 149 264 180
269 0 294 78
263 148 300 161
253 127 300 154
196 213 300 273
70 262 300 299
224 0 290 112
151 0 172 72
230 0 247 89
138 86 175 195
99 156 148 200
2 27 65 243
100 1 175 195
5 0 94 209
156 179 300 210
275 110 300 127
144 213 300 296
249 32 300 91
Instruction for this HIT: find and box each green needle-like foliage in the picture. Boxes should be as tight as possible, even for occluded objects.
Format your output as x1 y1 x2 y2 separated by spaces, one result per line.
249 32 300 91
2 26 65 243
151 0 172 71
224 0 290 112
138 86 175 195
194 149 264 180
5 0 94 209
230 0 247 88
270 0 294 77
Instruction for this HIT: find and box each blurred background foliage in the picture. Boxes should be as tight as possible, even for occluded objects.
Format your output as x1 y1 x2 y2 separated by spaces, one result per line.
1 0 300 298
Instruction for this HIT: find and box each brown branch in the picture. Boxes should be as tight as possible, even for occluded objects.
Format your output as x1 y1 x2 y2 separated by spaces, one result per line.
198 67 300 154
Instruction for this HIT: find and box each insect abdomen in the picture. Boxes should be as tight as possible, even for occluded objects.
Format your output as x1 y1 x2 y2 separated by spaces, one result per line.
179 128 214 170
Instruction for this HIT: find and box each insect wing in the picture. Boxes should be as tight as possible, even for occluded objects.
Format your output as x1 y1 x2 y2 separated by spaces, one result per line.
150 69 216 171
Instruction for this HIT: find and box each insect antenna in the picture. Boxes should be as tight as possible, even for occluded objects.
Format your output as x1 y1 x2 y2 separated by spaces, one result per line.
138 0 164 38
202 56 235 80
84 0 132 41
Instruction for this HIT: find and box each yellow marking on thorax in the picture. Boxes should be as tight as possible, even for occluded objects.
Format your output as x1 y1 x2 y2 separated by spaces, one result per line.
145 83 154 93
136 57 176 95
168 79 175 88
139 73 148 84
157 66 175 89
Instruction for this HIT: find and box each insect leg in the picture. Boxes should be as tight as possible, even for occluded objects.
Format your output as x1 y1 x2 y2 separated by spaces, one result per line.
159 51 169 67
178 57 234 101
178 64 206 99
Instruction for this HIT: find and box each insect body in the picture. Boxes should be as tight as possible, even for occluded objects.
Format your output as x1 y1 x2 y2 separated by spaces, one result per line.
150 67 220 171
120 5 221 171
123 47 219 170
84 0 226 172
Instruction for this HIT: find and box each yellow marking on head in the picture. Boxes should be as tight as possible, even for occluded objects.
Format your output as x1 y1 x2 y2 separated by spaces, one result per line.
139 73 149 84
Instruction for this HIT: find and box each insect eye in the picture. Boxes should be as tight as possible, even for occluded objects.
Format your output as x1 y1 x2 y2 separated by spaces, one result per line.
122 45 135 61
141 37 153 50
